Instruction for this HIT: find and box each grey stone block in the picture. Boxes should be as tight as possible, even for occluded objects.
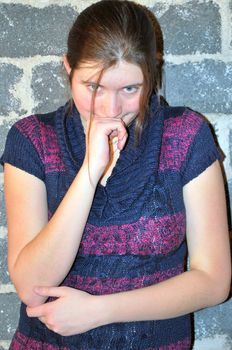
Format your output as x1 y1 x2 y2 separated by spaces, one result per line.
0 293 20 339
0 119 18 173
154 1 221 55
150 3 167 18
0 182 7 228
230 129 232 168
195 299 232 345
0 64 24 116
0 4 77 57
0 346 9 350
0 237 10 285
32 62 69 114
165 60 232 114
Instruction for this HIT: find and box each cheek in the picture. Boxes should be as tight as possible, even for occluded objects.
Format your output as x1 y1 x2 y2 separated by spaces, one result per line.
125 95 141 112
72 89 92 117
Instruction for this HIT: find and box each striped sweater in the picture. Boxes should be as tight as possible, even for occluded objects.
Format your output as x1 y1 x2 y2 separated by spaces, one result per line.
1 95 221 349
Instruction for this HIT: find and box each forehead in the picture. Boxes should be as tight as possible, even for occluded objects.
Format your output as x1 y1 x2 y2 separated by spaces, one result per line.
75 60 144 85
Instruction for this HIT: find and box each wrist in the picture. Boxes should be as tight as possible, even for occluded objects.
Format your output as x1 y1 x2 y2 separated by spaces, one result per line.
82 157 107 187
95 293 120 327
80 160 101 188
94 294 116 328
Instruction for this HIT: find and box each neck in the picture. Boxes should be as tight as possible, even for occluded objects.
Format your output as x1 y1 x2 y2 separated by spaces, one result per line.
80 115 87 132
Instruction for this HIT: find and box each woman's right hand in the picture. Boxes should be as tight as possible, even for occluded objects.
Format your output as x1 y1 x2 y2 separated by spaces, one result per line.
83 116 128 185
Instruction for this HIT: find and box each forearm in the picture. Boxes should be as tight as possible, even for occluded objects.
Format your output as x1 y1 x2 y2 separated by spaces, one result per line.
11 163 97 306
100 269 230 325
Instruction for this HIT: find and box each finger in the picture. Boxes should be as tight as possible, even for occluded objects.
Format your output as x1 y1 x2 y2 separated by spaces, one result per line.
117 132 128 150
39 317 53 331
38 316 46 324
33 286 65 298
109 130 118 139
117 120 128 149
26 304 46 318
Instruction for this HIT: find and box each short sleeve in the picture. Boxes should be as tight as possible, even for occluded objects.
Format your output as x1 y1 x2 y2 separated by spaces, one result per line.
181 119 222 186
0 121 45 181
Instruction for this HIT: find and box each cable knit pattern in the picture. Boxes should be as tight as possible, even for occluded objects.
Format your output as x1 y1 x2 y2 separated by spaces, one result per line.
1 95 221 350
160 110 203 171
15 115 66 173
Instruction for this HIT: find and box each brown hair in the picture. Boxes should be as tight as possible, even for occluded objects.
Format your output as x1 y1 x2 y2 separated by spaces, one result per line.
66 0 159 141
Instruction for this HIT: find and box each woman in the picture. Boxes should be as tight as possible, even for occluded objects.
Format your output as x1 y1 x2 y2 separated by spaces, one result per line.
1 1 231 349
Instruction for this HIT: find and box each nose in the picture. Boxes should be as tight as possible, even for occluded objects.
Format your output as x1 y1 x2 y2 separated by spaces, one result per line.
102 92 122 118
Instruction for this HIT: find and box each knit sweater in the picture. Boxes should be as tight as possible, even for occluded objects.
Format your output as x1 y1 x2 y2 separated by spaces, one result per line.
1 95 221 350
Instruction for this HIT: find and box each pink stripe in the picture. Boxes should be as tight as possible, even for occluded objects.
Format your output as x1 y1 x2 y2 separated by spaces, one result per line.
147 337 191 349
79 213 185 256
10 329 70 350
160 111 203 171
15 116 65 173
63 265 183 294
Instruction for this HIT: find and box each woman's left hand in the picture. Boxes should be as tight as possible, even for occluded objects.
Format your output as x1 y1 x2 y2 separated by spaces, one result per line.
26 286 104 336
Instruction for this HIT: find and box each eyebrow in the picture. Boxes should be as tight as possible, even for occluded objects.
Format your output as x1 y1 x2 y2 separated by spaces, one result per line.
81 80 143 88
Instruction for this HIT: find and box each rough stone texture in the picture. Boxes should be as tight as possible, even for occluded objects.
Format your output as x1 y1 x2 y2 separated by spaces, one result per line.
165 60 232 114
0 345 11 350
0 181 7 228
150 3 167 18
0 4 77 57
32 62 69 114
195 301 232 346
0 293 20 340
0 119 18 173
0 64 24 116
155 1 221 55
194 335 232 350
0 237 10 285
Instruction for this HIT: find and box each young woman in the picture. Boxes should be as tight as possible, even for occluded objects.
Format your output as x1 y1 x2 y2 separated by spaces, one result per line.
1 1 231 349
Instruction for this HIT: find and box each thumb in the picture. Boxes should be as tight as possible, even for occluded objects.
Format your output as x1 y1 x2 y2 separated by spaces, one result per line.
33 286 65 298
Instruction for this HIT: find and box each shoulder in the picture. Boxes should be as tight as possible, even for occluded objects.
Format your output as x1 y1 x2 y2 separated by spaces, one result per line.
9 109 62 167
162 106 204 137
13 110 57 140
159 106 214 173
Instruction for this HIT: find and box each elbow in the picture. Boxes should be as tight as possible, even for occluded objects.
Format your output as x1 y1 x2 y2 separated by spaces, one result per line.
9 271 46 307
16 286 46 307
17 289 41 307
12 283 43 307
215 279 231 305
207 273 231 306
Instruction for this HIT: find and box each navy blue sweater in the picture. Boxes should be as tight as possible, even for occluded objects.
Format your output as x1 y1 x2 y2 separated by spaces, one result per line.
1 96 221 349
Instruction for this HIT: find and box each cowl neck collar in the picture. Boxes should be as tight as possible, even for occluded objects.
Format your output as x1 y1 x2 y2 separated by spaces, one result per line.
55 95 164 223
55 96 159 176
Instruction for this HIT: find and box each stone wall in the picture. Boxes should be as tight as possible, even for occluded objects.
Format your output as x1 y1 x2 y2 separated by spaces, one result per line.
0 0 231 349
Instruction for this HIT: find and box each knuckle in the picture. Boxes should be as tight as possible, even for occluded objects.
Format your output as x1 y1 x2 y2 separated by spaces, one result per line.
52 326 59 334
46 315 54 325
26 309 31 317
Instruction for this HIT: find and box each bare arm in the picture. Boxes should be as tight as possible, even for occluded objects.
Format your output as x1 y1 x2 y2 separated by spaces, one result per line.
5 117 127 307
99 160 231 323
5 162 96 307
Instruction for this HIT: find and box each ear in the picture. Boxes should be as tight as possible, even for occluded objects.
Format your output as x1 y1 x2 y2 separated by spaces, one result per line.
63 55 72 75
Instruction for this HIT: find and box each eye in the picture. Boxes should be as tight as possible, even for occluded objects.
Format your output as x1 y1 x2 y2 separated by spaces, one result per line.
123 86 139 94
87 83 101 92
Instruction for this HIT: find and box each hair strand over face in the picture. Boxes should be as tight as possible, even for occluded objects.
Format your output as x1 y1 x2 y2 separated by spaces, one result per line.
67 0 159 142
